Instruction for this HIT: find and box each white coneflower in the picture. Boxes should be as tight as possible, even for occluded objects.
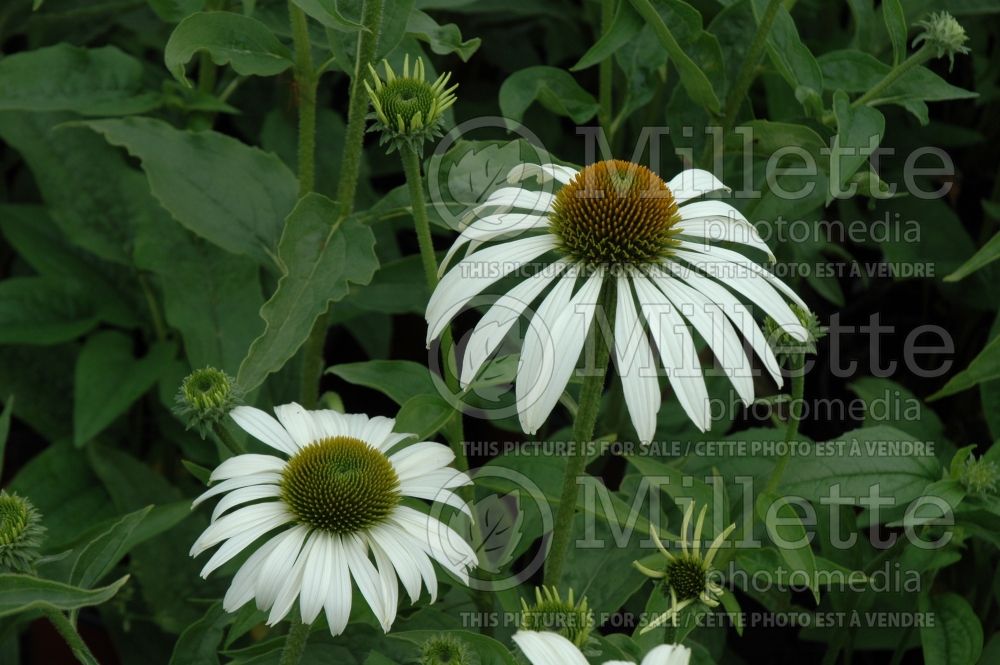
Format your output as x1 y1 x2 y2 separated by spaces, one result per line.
189 403 476 635
425 160 810 441
512 630 691 665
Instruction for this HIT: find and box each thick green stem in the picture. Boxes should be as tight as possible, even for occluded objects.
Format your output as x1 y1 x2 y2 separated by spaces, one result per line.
597 0 614 141
851 46 933 109
278 617 311 665
46 610 98 665
289 1 317 196
764 353 805 494
213 421 245 457
336 0 384 216
545 282 616 586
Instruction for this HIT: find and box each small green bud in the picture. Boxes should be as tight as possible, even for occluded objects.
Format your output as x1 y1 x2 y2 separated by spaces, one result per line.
175 367 240 436
764 305 826 361
0 491 45 573
960 454 999 496
365 55 458 153
419 633 474 665
913 12 970 70
519 586 594 648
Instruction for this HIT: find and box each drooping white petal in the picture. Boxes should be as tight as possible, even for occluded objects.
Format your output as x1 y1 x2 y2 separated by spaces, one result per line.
211 483 281 522
223 533 283 612
461 187 556 226
367 534 400 628
369 523 437 603
324 535 352 635
631 273 712 432
667 168 729 204
614 273 661 444
209 454 286 483
426 235 559 344
299 532 334 624
675 200 773 260
389 441 455 481
274 403 321 448
230 406 299 456
267 531 312 626
647 271 756 405
507 163 578 185
400 468 471 516
390 506 476 583
254 525 310 612
517 266 604 435
344 535 389 632
192 471 282 509
460 259 570 388
440 212 551 275
512 630 591 665
190 502 291 557
640 644 693 665
198 508 289 578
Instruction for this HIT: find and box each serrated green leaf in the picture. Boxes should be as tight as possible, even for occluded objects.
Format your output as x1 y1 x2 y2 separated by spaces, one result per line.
73 331 175 447
164 12 293 87
81 117 297 266
0 277 98 345
407 10 480 61
237 193 378 392
0 44 159 115
0 574 129 618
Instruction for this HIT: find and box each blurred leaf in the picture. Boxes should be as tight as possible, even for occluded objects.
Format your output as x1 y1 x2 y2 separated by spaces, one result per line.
169 602 234 665
0 574 129 618
848 376 945 441
919 592 983 665
0 44 159 115
148 0 204 22
73 332 175 447
756 491 819 603
164 12 294 87
468 491 522 574
69 506 151 589
751 0 824 115
327 360 437 405
81 117 296 266
499 66 599 124
724 120 827 168
883 0 907 66
290 0 365 30
830 89 885 196
944 230 1000 282
572 0 643 70
237 193 378 391
407 10 480 61
394 393 453 441
0 396 11 479
0 278 98 346
929 335 1000 401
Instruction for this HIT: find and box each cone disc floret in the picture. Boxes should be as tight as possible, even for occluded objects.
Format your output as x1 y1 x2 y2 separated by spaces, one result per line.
0 491 45 573
519 586 594 647
280 436 400 534
549 160 681 266
420 634 474 665
365 55 457 152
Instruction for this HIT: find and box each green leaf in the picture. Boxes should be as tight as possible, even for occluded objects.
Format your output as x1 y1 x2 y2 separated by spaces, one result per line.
164 12 294 87
237 193 378 392
751 0 823 115
73 332 175 447
69 506 152 589
498 66 598 125
920 593 983 665
883 0 908 66
394 394 453 441
0 396 12 480
831 89 885 196
290 0 365 31
81 117 297 266
0 277 98 346
468 491 523 574
887 479 965 528
169 602 234 665
723 120 827 168
756 491 819 603
572 0 643 70
0 44 159 116
944 229 1000 282
628 0 721 114
0 574 129 618
847 376 944 442
148 0 204 22
929 335 1000 400
406 10 481 61
327 360 437 405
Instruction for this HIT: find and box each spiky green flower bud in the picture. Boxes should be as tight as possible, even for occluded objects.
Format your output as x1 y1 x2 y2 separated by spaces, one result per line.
913 12 970 70
764 305 825 361
174 367 240 436
365 55 457 153
519 586 594 648
960 454 999 496
0 491 45 573
419 633 474 665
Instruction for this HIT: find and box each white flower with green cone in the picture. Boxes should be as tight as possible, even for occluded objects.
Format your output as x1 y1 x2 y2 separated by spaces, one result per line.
513 630 691 665
189 403 476 635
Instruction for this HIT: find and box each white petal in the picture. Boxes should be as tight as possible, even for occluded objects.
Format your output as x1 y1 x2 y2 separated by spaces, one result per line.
462 187 556 226
641 644 692 665
254 525 310 612
198 509 289 578
675 200 773 260
460 259 570 388
369 524 435 603
367 534 399 628
299 532 333 624
506 163 578 185
209 454 286 482
267 531 312 626
667 168 729 204
390 441 455 481
190 503 291 557
310 409 348 439
517 267 604 436
274 403 321 448
344 535 390 632
426 235 559 344
192 471 282 509
230 406 298 456
512 631 591 665
359 416 396 448
211 484 282 522
390 506 476 582
614 274 661 444
324 535 352 635
647 271 755 404
631 273 711 432
223 533 283 612
440 212 551 275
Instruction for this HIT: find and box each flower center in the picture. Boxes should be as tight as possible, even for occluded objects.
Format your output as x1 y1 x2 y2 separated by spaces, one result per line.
381 79 437 124
548 159 681 266
664 556 708 601
0 495 28 546
519 587 594 647
280 436 400 534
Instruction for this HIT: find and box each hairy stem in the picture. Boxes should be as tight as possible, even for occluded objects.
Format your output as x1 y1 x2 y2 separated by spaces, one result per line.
46 610 98 665
213 421 245 457
288 0 317 196
764 352 805 494
851 46 933 109
278 617 311 665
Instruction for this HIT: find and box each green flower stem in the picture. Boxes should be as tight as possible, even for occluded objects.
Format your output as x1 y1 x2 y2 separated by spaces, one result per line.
213 422 245 457
288 0 318 196
278 617 311 665
299 313 328 408
721 0 782 131
545 282 616 587
764 352 805 494
598 0 615 140
137 273 168 343
336 0 385 216
46 610 98 665
851 45 933 109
